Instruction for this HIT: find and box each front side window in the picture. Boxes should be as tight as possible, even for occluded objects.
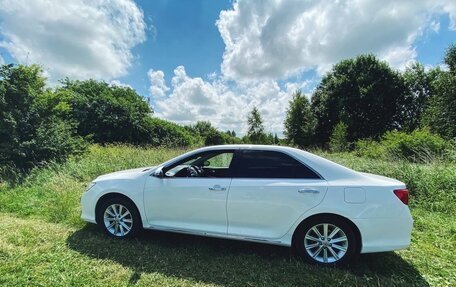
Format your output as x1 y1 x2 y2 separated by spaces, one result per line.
164 150 235 178
206 153 233 168
234 150 320 179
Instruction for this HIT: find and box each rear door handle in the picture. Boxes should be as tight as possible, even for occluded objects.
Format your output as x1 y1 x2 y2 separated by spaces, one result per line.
209 185 226 191
298 188 320 194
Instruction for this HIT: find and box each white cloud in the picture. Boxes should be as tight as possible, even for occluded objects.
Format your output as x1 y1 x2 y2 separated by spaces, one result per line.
0 0 146 80
109 80 133 89
150 66 306 135
430 20 441 33
147 69 169 99
217 0 456 81
379 46 418 71
0 54 4 65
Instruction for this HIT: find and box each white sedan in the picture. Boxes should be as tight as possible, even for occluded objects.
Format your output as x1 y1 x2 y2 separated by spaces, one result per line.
81 145 413 265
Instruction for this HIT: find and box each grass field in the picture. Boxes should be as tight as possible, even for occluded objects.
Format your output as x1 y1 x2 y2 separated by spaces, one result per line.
0 145 455 286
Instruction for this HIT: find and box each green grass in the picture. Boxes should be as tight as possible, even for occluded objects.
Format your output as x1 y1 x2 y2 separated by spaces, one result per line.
0 145 455 286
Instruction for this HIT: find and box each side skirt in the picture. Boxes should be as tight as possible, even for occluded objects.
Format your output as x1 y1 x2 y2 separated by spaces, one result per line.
143 225 290 247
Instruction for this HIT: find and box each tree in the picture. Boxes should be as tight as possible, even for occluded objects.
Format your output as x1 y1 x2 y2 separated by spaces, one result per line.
192 121 214 138
145 117 200 147
273 133 280 145
401 63 433 132
266 133 274 144
58 79 153 144
204 129 225 146
444 44 456 71
246 107 267 144
188 121 242 145
190 121 223 145
284 90 315 148
0 64 85 176
329 122 349 152
422 45 456 138
311 54 407 145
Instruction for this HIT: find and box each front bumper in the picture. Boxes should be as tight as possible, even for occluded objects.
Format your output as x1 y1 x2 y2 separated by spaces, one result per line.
80 189 97 224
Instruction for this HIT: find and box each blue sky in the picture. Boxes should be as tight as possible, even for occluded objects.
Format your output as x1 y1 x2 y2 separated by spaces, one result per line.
121 0 233 96
0 0 455 135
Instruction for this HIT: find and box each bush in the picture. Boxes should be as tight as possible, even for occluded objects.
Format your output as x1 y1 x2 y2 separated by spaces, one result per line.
204 130 225 146
329 122 350 152
188 121 240 146
145 117 202 148
0 65 86 180
354 139 385 159
58 79 153 145
355 128 450 163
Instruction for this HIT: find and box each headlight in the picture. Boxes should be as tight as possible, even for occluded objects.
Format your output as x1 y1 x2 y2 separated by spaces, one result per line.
84 182 96 192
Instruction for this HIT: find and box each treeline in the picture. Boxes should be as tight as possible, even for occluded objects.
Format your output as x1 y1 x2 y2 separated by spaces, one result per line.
1 44 455 177
0 65 244 175
280 44 456 161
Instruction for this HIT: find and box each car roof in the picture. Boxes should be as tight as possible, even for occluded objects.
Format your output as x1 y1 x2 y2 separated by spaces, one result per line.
193 144 297 152
179 145 360 181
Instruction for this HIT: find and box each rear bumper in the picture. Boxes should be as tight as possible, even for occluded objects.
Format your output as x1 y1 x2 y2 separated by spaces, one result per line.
353 208 413 253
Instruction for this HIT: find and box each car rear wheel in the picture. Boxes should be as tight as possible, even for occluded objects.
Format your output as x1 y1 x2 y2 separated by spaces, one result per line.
293 215 358 266
96 197 141 238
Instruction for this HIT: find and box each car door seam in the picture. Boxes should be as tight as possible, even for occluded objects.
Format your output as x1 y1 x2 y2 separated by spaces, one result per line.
225 177 233 234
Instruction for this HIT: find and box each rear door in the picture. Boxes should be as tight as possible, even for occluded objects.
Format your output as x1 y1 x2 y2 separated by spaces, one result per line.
227 149 327 239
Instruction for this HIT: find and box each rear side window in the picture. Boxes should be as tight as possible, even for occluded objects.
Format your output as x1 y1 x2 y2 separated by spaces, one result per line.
234 150 320 179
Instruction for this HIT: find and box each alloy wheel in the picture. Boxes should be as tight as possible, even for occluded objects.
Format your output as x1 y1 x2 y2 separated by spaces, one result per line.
103 203 133 237
304 223 349 263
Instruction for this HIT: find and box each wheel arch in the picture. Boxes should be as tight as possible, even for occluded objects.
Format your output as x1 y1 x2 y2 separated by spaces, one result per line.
95 192 142 227
291 213 362 254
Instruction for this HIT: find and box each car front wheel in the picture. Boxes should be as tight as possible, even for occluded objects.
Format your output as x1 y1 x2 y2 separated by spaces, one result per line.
96 197 141 238
293 216 358 266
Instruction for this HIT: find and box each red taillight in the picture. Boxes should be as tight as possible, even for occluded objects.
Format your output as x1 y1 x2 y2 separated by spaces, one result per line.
394 189 409 205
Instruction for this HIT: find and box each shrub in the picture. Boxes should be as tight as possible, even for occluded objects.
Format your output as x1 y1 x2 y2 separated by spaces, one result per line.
188 121 241 146
204 129 225 146
145 117 202 148
58 79 153 145
354 139 385 159
0 65 86 180
355 128 450 163
329 122 350 152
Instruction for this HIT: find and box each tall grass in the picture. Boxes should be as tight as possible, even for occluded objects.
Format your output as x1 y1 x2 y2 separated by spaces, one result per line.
318 151 456 213
0 145 187 226
1 145 454 228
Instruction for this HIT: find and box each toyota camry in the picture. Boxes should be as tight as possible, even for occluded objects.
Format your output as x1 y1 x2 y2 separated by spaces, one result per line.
81 145 413 265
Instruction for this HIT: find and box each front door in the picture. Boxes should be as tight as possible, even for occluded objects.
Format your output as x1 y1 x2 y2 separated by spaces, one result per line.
144 150 235 234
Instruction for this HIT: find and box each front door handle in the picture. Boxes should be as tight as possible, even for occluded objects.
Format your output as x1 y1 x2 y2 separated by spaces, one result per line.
209 185 226 191
298 188 320 194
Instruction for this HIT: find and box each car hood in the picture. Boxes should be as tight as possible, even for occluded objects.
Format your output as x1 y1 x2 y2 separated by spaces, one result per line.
94 166 157 181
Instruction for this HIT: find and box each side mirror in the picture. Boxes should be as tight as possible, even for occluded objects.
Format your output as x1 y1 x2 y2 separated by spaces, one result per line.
152 167 164 178
203 160 210 167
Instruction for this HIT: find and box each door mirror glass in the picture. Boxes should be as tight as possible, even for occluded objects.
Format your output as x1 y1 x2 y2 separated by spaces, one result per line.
203 160 210 167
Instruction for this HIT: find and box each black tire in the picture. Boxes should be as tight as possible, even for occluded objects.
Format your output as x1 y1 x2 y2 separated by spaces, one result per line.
96 197 142 239
293 215 358 266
